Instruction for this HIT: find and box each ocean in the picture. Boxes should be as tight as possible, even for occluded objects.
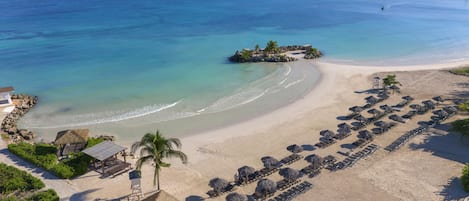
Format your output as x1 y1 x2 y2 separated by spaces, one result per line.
1 0 468 140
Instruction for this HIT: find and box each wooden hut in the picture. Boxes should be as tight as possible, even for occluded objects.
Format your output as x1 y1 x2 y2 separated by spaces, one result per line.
54 129 89 156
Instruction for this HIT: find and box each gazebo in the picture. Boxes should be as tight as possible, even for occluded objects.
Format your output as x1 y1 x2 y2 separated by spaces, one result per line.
54 129 89 156
82 141 130 176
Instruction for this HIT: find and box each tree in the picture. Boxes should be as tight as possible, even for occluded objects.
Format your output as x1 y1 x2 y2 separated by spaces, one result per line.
131 130 188 190
458 100 469 112
451 119 469 144
264 40 279 54
254 44 260 53
462 164 469 192
382 74 401 94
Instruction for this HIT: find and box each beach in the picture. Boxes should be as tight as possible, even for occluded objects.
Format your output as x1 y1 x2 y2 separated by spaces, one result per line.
3 59 468 200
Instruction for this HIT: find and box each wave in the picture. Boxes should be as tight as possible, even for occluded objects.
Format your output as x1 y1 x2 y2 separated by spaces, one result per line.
284 77 305 88
284 66 292 76
28 99 182 129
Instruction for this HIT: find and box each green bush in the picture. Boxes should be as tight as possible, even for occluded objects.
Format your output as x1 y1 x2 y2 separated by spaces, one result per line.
61 153 92 177
450 66 469 76
0 163 45 194
51 163 74 179
0 196 19 201
8 143 58 170
462 164 469 192
8 143 91 179
86 137 104 148
26 189 59 201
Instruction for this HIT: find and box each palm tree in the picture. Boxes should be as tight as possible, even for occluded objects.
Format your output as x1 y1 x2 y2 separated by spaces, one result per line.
131 130 188 190
382 74 401 94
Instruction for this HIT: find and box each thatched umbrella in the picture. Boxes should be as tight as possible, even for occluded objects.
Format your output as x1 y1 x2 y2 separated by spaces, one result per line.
261 156 280 169
305 154 323 169
337 123 350 129
367 108 380 117
409 104 422 110
402 96 414 101
255 179 277 198
365 96 379 104
226 192 248 201
374 121 389 128
349 106 363 114
389 114 404 122
422 100 436 109
443 106 458 113
353 114 368 123
287 144 303 153
389 85 400 93
433 110 448 118
238 166 255 184
379 104 393 113
279 168 300 181
358 130 373 140
432 96 444 104
337 127 351 135
320 130 335 138
209 178 229 194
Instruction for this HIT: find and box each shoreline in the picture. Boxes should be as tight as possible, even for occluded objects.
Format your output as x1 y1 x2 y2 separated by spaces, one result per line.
177 58 469 160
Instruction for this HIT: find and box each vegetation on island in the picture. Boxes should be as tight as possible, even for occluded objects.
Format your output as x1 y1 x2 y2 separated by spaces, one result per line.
131 130 188 190
449 65 469 76
462 164 469 192
0 163 59 201
229 40 322 63
7 137 103 179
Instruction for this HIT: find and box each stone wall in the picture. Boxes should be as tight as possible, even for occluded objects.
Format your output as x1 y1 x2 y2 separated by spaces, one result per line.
1 94 38 142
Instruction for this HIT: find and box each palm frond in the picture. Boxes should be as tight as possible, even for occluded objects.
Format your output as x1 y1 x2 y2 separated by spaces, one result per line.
165 150 188 164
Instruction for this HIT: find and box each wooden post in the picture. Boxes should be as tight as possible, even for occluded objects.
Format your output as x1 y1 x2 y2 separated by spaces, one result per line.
102 159 105 174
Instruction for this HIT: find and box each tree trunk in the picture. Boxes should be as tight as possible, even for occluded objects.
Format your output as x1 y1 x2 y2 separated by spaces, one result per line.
155 168 160 190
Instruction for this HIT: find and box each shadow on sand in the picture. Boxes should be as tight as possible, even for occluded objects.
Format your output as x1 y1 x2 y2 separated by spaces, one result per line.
407 123 469 200
185 195 205 201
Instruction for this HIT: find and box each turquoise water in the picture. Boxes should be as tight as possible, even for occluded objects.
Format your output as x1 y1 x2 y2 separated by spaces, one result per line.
1 0 469 139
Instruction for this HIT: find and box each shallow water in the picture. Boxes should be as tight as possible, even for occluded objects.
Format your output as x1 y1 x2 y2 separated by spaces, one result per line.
0 0 468 140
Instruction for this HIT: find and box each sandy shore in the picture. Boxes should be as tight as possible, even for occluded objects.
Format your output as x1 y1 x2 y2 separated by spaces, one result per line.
2 59 469 201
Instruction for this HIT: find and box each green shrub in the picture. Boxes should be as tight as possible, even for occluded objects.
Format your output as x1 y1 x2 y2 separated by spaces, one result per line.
26 189 59 201
51 164 74 179
462 164 469 192
1 196 19 201
8 143 58 170
8 143 91 179
450 66 469 76
86 137 104 148
60 152 91 177
0 163 45 194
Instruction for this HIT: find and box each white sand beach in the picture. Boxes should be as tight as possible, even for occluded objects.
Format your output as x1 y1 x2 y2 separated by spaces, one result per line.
2 59 469 201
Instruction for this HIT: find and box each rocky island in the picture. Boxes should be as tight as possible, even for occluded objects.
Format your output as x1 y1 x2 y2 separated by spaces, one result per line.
229 40 322 63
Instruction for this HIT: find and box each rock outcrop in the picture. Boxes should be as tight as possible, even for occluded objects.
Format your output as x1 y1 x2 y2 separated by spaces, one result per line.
1 94 38 142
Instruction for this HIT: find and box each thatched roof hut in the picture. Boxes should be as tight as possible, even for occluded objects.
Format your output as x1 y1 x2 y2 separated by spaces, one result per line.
54 129 89 145
209 178 229 193
287 144 303 153
226 192 248 201
261 156 280 169
142 190 180 201
279 168 300 181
